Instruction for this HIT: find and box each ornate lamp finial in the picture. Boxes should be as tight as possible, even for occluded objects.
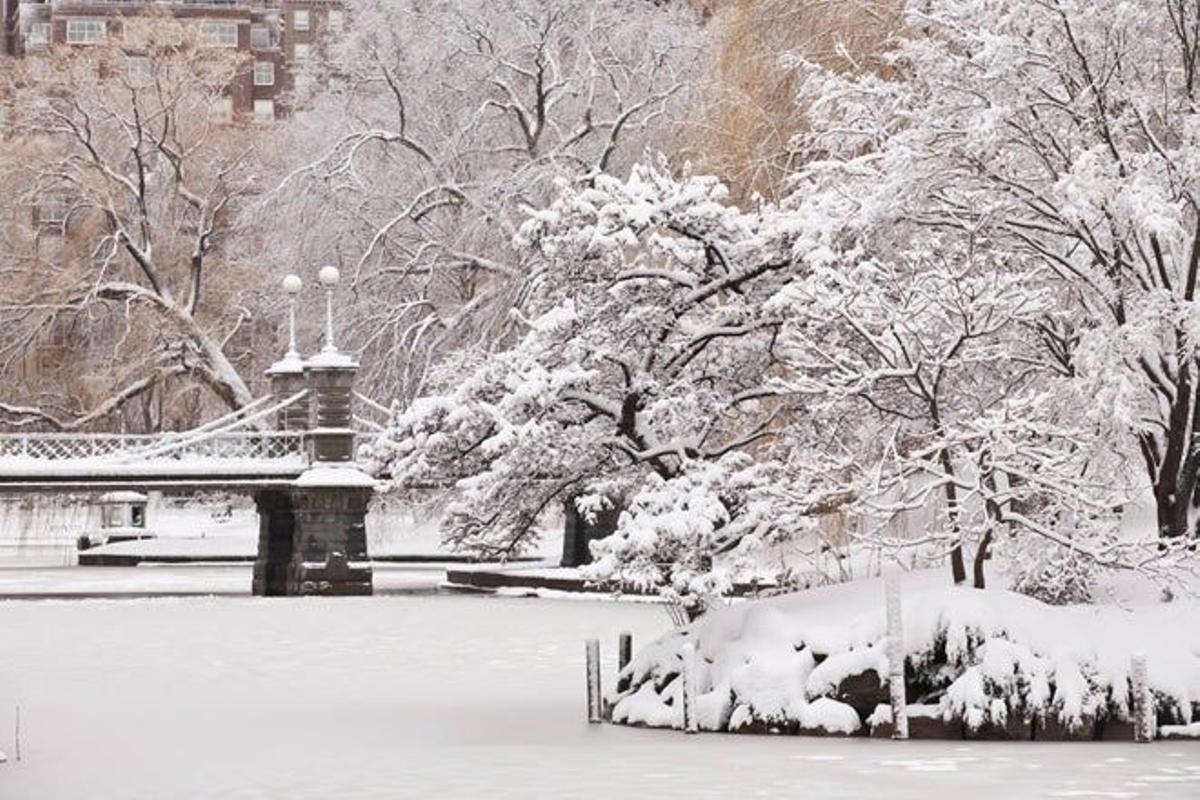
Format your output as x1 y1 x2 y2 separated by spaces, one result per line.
318 266 340 353
282 274 303 359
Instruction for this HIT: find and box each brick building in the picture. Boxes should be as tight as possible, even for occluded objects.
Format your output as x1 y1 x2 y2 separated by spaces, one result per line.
1 0 343 120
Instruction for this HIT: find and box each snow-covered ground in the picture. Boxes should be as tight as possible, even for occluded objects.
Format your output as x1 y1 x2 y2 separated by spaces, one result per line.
0 595 1197 800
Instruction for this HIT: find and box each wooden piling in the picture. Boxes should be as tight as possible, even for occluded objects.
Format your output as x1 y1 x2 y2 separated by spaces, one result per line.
586 638 602 724
1131 653 1153 743
884 566 908 739
681 642 699 734
617 631 633 693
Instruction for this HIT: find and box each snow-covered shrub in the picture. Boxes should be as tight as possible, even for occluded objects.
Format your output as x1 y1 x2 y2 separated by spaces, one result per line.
582 454 813 615
941 638 1052 730
1004 539 1098 606
608 576 1200 736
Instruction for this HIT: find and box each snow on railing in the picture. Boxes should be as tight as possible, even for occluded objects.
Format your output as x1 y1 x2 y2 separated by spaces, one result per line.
129 391 308 462
0 431 380 464
0 431 305 464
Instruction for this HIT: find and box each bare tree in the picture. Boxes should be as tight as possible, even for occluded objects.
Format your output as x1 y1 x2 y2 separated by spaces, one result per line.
0 22 277 431
263 0 705 404
693 0 904 201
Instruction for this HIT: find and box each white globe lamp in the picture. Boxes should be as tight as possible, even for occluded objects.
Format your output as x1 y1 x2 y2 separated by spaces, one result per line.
318 266 341 352
281 274 302 359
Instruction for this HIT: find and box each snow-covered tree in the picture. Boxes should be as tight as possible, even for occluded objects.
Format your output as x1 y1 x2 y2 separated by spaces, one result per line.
377 0 1200 600
368 164 812 603
583 451 832 614
790 0 1200 543
0 23 275 430
770 232 1061 585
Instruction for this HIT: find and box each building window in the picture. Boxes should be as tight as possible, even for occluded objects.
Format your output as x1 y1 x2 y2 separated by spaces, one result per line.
253 99 275 122
293 42 309 62
253 61 275 87
293 10 310 31
36 199 70 231
250 25 271 49
27 23 51 48
200 21 238 48
327 9 343 32
66 19 106 45
101 504 123 529
214 96 234 123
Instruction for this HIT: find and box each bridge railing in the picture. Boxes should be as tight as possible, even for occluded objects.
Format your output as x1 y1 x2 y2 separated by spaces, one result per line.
0 431 308 463
142 431 307 463
0 433 158 461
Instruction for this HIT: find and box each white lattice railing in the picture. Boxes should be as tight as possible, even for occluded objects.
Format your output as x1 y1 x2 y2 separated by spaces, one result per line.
0 431 306 464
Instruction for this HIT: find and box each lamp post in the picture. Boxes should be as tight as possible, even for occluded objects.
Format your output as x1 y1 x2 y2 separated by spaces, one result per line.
264 273 309 431
282 273 302 360
318 265 340 353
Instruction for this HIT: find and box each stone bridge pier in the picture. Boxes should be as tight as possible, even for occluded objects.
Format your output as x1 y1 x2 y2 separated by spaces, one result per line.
253 269 374 597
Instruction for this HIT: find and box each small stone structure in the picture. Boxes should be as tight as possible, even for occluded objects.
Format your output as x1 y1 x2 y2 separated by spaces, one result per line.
77 490 152 550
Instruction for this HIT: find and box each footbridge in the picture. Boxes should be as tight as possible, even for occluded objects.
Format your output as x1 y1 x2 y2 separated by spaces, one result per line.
0 268 393 597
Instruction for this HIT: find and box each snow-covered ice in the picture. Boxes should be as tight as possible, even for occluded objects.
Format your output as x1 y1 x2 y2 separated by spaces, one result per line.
0 563 465 598
0 594 1196 799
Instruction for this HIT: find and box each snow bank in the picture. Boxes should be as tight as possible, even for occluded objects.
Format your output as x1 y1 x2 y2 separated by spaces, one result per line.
1161 722 1200 739
609 571 1200 737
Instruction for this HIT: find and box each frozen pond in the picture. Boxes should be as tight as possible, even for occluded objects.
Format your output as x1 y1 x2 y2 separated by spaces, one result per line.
0 595 1196 799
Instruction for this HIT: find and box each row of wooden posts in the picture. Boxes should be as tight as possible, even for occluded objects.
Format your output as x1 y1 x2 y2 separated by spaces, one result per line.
586 567 1159 742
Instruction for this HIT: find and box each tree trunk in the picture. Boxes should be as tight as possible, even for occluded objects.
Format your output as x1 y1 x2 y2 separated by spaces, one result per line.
974 478 1005 590
170 303 258 418
198 343 256 412
1148 356 1198 539
938 447 967 584
560 493 622 567
1154 482 1192 539
972 529 992 589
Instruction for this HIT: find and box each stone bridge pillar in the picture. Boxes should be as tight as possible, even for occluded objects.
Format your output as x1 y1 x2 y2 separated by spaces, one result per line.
252 355 307 596
286 347 374 596
252 488 294 596
253 269 374 597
